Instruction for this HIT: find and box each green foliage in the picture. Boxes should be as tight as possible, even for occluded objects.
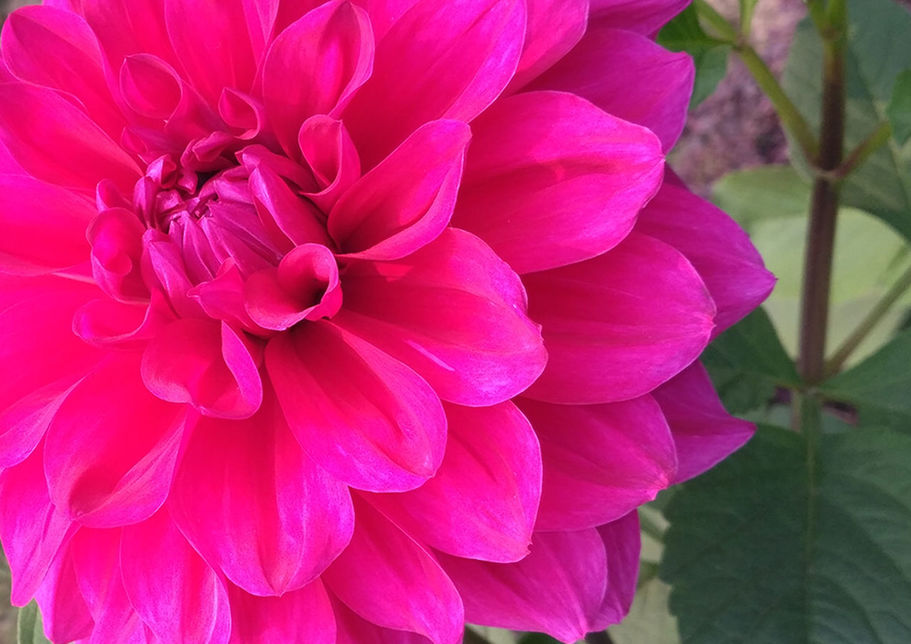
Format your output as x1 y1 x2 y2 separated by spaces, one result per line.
16 602 51 644
657 6 731 108
888 69 911 146
661 425 911 643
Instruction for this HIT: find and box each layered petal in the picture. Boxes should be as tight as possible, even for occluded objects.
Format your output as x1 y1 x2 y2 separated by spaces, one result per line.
170 391 354 596
508 0 588 90
368 402 541 563
589 0 688 35
523 232 716 403
636 179 775 334
592 512 641 628
228 580 336 644
454 91 663 273
324 499 464 644
336 228 546 405
529 26 694 151
34 544 94 644
267 322 447 492
343 0 526 165
652 362 756 482
120 511 231 644
519 396 676 531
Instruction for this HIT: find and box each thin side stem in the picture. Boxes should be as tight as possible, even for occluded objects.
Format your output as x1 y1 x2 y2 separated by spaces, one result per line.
831 121 892 181
825 261 911 375
797 3 847 385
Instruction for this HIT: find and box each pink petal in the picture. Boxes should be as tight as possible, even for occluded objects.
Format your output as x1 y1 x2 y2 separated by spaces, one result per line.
0 443 75 605
636 179 776 334
164 0 257 104
74 294 175 350
263 0 374 157
439 529 609 643
336 228 546 406
248 163 330 248
652 362 756 482
44 354 190 528
82 0 177 71
298 114 361 212
171 392 354 596
267 322 447 492
523 232 716 404
228 580 337 644
518 396 676 531
141 318 263 419
187 261 262 332
35 544 94 644
218 87 265 140
0 82 140 194
368 402 541 563
343 0 526 166
1 6 125 138
329 119 470 260
507 0 588 90
590 0 689 36
88 207 149 301
324 498 464 644
592 512 641 628
333 596 430 644
529 26 694 151
454 91 664 274
354 0 420 42
120 511 231 644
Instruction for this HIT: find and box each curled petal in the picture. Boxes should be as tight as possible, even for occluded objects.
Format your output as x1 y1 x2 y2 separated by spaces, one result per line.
298 114 361 212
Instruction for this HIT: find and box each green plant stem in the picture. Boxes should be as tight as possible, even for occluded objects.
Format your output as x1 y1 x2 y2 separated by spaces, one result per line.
825 261 911 375
693 0 819 161
797 2 847 386
831 121 892 181
463 628 493 644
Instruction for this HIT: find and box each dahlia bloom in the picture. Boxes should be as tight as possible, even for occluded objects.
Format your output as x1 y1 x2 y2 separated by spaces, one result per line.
0 0 772 642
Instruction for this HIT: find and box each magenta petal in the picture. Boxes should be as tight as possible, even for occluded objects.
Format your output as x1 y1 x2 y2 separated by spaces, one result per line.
34 544 94 644
83 0 176 71
454 91 664 273
523 232 716 404
343 0 526 166
439 529 609 643
248 163 330 248
330 119 470 260
44 355 190 528
267 322 447 492
368 402 541 563
324 498 464 644
141 318 263 419
298 114 361 212
1 6 124 138
263 0 374 157
171 394 354 596
0 82 140 193
334 596 430 644
0 444 75 605
228 580 336 644
120 511 231 644
652 362 756 482
592 512 641 628
590 0 688 35
508 0 588 90
519 396 676 531
530 26 694 151
336 228 546 406
636 179 776 334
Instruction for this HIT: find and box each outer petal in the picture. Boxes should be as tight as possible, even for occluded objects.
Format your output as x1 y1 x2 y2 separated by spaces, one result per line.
529 26 694 151
636 179 775 334
0 174 95 274
0 443 75 605
329 120 470 260
592 512 641 628
0 82 140 193
336 228 546 406
652 362 756 482
324 499 464 644
82 0 177 70
518 396 676 531
454 91 664 274
439 529 608 643
333 597 429 644
120 511 231 644
34 544 94 644
171 390 354 597
368 402 541 563
267 322 447 492
44 354 190 528
228 580 336 644
508 0 588 90
589 0 688 35
523 232 715 404
343 0 526 166
263 0 374 157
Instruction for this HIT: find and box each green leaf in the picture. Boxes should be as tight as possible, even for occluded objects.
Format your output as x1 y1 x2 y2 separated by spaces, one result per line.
661 425 911 643
658 6 731 108
701 308 800 413
888 69 911 146
782 0 911 240
16 603 51 644
713 165 812 226
821 328 911 422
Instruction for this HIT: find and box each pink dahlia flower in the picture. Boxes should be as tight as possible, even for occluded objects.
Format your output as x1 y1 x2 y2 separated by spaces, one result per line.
0 0 772 642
